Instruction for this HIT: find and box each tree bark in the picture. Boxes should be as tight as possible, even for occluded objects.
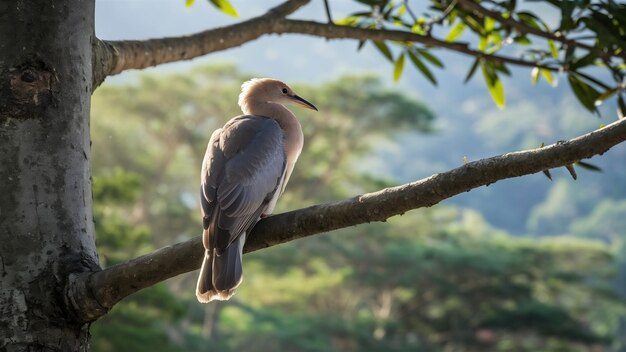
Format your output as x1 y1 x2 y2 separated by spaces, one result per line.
0 0 98 350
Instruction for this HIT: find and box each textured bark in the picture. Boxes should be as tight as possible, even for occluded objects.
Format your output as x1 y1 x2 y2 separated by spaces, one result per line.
0 0 98 350
69 118 626 322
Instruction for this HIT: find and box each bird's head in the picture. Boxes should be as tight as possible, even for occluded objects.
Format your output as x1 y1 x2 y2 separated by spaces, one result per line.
238 78 318 114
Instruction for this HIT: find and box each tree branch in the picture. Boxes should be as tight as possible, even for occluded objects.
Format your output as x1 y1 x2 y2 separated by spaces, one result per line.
275 19 557 71
93 3 570 88
69 118 626 322
92 0 310 87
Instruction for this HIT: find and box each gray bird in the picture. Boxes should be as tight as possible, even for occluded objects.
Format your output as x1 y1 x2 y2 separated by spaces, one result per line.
196 78 317 302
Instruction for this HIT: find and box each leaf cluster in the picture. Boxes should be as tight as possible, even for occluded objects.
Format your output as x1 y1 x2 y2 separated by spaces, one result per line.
331 0 626 116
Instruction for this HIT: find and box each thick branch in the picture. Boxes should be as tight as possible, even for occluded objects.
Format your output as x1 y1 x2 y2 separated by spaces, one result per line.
70 118 626 322
94 7 564 88
92 0 310 87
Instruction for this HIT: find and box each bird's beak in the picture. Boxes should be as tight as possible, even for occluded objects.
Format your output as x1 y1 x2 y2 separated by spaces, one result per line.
290 95 318 111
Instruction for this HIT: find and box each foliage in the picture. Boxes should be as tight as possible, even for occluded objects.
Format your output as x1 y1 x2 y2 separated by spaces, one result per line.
239 211 621 351
186 0 238 17
90 65 624 351
200 0 626 116
91 170 189 351
570 199 626 242
340 0 626 115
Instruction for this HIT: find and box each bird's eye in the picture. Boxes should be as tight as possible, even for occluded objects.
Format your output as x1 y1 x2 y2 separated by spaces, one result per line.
281 88 288 94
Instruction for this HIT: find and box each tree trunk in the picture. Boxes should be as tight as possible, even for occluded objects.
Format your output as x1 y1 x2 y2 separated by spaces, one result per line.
0 0 98 350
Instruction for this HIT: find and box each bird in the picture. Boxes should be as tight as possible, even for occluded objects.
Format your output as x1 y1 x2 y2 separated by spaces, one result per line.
196 78 317 303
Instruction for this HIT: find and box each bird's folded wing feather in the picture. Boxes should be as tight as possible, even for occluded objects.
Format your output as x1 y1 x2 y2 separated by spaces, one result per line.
201 116 286 254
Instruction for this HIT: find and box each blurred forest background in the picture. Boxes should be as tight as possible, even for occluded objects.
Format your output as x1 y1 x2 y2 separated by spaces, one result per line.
88 64 626 351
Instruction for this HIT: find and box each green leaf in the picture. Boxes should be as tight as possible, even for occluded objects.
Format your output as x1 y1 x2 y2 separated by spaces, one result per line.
446 21 465 42
393 53 405 81
373 41 393 62
618 95 626 120
464 58 480 84
485 16 496 32
417 49 444 68
490 32 502 47
481 61 505 109
594 87 618 107
541 69 555 86
548 40 558 59
559 1 576 30
397 4 406 16
493 62 511 76
186 0 195 7
516 11 550 32
464 16 484 34
478 36 488 51
505 0 517 12
336 16 361 26
568 74 601 113
357 40 366 51
391 16 405 27
531 67 540 85
576 161 603 172
411 25 426 35
408 51 437 86
209 0 238 17
571 53 597 69
517 12 542 30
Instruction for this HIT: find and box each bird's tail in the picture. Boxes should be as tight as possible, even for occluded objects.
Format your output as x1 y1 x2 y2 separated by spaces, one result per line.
196 233 245 303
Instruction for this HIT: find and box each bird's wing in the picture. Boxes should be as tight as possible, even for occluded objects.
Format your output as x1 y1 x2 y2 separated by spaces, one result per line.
201 115 286 254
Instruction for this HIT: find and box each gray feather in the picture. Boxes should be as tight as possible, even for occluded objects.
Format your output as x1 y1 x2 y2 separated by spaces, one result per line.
196 115 287 302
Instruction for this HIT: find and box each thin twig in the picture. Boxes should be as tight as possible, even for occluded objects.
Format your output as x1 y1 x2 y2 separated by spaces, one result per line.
424 0 458 33
403 0 418 23
323 0 333 24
